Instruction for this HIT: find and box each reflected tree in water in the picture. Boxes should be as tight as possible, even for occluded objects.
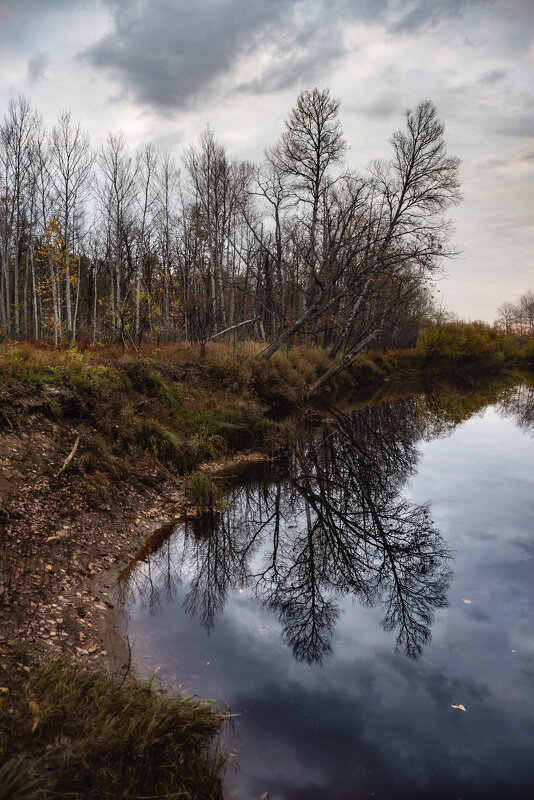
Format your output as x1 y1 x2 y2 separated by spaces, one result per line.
499 381 534 436
121 397 452 663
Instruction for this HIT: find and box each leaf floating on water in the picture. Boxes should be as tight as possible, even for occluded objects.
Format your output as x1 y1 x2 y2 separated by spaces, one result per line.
451 704 466 712
462 599 472 604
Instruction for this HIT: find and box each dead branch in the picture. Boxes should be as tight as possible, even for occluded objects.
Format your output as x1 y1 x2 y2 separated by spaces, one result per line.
54 435 80 479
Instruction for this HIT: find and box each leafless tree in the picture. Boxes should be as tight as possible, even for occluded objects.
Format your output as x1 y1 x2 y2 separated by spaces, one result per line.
49 110 94 340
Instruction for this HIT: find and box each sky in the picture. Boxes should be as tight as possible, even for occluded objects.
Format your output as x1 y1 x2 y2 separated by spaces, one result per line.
0 0 532 322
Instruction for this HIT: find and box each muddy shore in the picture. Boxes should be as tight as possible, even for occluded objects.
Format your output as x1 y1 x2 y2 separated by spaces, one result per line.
1 410 273 677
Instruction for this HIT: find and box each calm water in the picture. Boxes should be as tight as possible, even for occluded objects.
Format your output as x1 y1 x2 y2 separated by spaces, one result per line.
118 380 534 799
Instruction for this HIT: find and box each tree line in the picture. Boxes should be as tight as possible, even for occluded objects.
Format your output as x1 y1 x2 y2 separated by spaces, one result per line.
0 89 461 359
496 290 534 344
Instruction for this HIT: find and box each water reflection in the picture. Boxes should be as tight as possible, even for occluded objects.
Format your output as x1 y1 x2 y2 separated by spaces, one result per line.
118 378 534 800
499 379 534 436
120 396 454 662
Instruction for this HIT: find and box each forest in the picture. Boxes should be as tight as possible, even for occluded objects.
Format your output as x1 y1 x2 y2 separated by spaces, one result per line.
1 88 462 364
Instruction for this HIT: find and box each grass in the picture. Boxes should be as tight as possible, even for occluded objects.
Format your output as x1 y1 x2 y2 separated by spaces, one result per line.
0 658 228 800
184 472 223 509
1 339 529 500
0 757 46 800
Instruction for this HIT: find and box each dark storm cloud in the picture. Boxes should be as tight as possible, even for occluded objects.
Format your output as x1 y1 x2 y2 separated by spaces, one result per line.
81 0 309 110
26 51 50 83
79 0 533 116
79 0 393 110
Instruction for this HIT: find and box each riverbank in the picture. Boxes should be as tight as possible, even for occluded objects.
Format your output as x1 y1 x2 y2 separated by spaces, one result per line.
0 341 531 797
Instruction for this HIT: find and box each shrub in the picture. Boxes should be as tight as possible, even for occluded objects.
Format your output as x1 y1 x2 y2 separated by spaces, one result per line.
520 339 534 358
417 320 514 358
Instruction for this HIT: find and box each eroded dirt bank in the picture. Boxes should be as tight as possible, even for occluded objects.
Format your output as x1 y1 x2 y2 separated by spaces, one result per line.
1 406 274 674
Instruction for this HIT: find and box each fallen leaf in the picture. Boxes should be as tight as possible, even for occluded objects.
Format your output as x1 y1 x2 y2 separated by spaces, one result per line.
28 699 40 715
451 704 466 712
462 599 472 604
0 687 9 694
45 564 53 572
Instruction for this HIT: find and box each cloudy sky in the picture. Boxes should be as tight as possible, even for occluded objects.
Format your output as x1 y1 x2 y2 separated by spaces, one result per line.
1 0 532 321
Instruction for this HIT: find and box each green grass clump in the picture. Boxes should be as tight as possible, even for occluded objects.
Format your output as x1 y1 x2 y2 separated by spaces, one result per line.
185 471 223 509
131 417 196 472
1 347 62 384
0 757 46 800
1 658 227 799
146 369 183 405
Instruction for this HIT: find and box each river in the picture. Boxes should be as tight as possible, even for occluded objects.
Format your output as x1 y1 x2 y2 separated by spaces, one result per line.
117 378 534 799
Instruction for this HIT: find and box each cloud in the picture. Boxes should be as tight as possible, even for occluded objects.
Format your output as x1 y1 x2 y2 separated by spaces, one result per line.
26 51 50 83
391 0 493 33
0 0 85 31
80 0 311 111
234 16 347 96
78 0 529 117
480 68 507 85
78 0 399 112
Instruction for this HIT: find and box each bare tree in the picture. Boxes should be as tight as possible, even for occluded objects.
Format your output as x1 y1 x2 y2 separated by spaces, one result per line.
259 99 461 376
268 87 346 273
183 127 251 334
49 110 94 341
98 132 139 345
496 289 534 343
0 96 40 337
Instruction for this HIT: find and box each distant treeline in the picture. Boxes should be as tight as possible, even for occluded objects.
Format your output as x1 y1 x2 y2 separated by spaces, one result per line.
1 89 461 359
417 291 534 359
496 290 534 344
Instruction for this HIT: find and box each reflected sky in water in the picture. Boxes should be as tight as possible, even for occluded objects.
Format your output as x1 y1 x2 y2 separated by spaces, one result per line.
118 381 534 799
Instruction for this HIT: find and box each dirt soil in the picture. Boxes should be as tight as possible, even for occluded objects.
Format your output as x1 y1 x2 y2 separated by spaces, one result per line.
0 407 272 677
